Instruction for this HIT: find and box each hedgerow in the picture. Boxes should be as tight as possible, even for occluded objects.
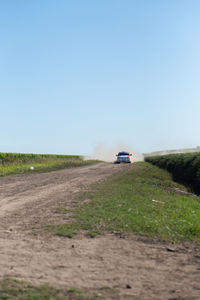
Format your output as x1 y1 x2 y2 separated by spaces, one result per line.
145 152 200 195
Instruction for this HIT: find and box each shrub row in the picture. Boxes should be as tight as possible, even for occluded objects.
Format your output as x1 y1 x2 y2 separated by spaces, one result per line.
145 152 200 195
0 152 81 165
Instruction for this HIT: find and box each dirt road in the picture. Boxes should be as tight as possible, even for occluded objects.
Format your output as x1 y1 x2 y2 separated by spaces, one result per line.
0 163 200 299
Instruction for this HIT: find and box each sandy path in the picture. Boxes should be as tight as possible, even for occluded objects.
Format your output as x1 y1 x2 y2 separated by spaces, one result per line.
0 163 200 299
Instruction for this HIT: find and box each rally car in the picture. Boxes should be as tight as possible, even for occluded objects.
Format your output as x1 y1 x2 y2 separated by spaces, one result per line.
114 151 132 164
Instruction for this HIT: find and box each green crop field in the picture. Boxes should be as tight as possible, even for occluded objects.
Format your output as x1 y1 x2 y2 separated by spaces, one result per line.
145 152 200 195
0 152 80 165
0 152 100 176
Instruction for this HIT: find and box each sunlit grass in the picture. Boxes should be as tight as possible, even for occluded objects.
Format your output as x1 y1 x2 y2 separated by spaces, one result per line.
0 158 100 177
55 162 200 242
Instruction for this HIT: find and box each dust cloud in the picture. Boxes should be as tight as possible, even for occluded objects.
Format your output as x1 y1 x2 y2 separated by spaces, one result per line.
89 143 144 163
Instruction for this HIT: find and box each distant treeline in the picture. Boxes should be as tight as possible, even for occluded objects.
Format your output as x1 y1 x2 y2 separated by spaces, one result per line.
145 152 200 195
0 152 81 165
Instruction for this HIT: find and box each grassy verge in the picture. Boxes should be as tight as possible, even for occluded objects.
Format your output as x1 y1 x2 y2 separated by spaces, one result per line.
54 162 200 242
0 158 100 177
0 278 101 300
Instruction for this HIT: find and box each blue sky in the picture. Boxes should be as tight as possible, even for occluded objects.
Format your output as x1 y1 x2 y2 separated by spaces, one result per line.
1 0 200 155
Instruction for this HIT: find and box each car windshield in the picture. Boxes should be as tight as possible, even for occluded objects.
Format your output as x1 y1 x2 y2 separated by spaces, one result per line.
118 152 129 156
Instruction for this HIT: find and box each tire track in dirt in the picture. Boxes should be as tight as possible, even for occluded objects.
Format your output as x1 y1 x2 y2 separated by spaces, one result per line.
0 163 128 229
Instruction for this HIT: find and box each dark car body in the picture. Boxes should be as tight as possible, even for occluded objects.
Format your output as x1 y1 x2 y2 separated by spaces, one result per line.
114 151 132 164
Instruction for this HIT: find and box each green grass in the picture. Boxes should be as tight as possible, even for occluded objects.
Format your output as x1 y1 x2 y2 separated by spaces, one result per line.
0 278 100 300
0 155 100 177
55 162 200 242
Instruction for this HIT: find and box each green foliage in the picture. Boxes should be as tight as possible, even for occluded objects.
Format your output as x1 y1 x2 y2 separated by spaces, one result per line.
145 152 200 195
0 152 81 166
0 152 100 177
54 162 200 242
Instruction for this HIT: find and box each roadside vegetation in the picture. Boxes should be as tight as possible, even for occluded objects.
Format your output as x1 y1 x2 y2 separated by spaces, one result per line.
145 152 200 195
0 278 101 300
0 152 100 176
54 162 200 242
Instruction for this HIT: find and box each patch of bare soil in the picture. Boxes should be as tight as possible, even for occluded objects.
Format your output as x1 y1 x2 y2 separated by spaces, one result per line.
0 163 200 299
